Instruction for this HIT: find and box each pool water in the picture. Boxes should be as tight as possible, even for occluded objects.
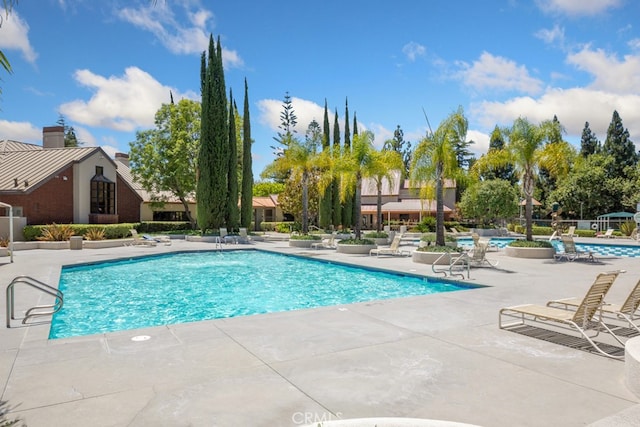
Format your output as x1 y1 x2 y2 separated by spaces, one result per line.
50 250 477 339
456 237 640 257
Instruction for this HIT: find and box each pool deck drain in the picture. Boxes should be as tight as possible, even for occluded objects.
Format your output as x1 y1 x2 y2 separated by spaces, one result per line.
0 237 639 426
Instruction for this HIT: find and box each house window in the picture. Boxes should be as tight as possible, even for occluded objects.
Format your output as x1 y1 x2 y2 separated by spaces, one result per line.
90 166 115 214
265 208 274 222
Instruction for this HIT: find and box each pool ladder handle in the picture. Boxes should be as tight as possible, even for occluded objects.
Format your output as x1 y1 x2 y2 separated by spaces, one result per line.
431 252 470 280
6 275 64 328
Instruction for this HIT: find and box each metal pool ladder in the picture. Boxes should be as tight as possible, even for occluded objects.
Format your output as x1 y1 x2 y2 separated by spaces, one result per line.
431 252 470 280
6 275 64 328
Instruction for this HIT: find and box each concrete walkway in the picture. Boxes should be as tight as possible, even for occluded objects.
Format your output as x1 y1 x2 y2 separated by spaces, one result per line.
1 238 639 426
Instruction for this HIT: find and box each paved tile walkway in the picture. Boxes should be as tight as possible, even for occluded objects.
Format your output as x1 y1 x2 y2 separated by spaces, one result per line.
0 237 639 426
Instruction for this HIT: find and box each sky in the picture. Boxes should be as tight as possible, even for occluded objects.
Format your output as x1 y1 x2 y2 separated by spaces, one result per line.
1 0 640 178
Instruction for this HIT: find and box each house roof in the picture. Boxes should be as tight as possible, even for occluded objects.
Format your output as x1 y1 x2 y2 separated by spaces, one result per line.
253 195 278 208
381 199 452 213
0 141 114 193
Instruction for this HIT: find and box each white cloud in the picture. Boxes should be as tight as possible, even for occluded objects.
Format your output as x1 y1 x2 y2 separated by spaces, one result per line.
117 3 243 69
536 0 622 16
402 42 426 62
0 9 38 64
257 97 326 136
456 52 544 95
629 38 640 51
567 45 640 94
534 24 565 47
0 120 41 143
59 66 193 132
467 130 491 156
471 87 640 144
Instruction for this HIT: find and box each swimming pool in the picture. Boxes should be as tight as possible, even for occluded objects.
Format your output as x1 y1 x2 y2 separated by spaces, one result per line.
51 250 479 339
456 237 640 257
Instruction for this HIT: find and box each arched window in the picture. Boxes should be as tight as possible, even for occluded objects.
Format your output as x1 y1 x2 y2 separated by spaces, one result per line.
90 166 115 214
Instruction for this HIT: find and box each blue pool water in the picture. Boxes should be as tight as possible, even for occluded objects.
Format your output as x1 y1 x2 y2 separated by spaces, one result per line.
456 237 640 257
50 250 478 339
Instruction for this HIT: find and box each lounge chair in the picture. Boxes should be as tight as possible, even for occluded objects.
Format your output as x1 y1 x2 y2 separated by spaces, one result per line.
220 227 237 244
548 277 640 334
238 227 250 244
548 230 560 241
596 228 615 239
311 232 338 250
471 232 498 252
561 226 577 237
369 235 410 257
499 271 626 359
469 242 498 267
129 229 157 247
554 235 595 262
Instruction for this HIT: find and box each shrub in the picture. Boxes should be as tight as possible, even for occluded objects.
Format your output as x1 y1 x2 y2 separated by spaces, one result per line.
337 238 375 245
507 240 553 248
420 232 456 243
25 223 137 241
84 227 106 241
416 245 463 253
620 220 636 236
289 234 321 240
363 231 389 238
415 216 436 232
36 223 75 241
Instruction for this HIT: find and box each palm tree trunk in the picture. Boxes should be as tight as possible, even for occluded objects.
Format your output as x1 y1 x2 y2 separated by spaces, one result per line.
354 172 362 239
523 171 534 241
302 171 309 234
436 162 445 246
376 181 382 232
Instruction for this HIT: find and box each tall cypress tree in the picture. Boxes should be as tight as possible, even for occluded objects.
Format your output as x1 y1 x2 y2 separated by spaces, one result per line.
351 111 359 227
319 100 332 228
580 121 600 157
196 35 229 232
603 110 637 177
241 78 253 229
227 89 239 229
332 109 342 226
342 98 353 227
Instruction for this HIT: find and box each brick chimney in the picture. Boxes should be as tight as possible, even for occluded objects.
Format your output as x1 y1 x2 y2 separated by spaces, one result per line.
115 152 130 167
43 126 65 149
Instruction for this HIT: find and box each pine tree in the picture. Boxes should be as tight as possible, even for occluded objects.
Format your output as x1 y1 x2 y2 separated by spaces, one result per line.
603 110 637 177
196 35 229 232
332 109 342 226
241 78 253 229
271 91 297 155
226 90 239 229
319 100 332 228
342 98 353 227
482 125 516 184
351 111 359 226
580 121 600 157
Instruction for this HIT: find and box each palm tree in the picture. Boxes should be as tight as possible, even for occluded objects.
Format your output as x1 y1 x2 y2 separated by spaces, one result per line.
262 138 322 234
369 150 404 232
410 108 468 247
472 117 575 241
335 130 393 239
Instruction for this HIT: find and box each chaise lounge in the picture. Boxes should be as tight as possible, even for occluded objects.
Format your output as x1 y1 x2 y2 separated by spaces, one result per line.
499 271 625 359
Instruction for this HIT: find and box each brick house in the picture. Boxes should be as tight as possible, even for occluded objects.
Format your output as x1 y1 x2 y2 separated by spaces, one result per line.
0 126 142 226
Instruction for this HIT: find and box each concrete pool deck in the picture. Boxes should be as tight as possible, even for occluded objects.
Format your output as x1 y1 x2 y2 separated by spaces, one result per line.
1 237 639 426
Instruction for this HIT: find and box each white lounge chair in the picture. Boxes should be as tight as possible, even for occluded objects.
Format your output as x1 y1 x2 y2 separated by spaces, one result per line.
561 226 576 237
311 232 338 250
596 228 615 239
499 271 625 359
548 277 640 334
469 242 498 267
369 235 410 257
129 229 157 247
554 235 594 262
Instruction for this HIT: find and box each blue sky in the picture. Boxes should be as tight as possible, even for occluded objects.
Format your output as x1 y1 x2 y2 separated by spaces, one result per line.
1 0 639 177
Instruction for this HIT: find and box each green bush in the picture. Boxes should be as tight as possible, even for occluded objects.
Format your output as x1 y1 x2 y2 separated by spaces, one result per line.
416 245 463 252
137 221 191 233
416 216 436 232
508 239 553 248
24 223 138 241
289 234 321 240
337 238 375 245
420 232 456 243
363 231 389 238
